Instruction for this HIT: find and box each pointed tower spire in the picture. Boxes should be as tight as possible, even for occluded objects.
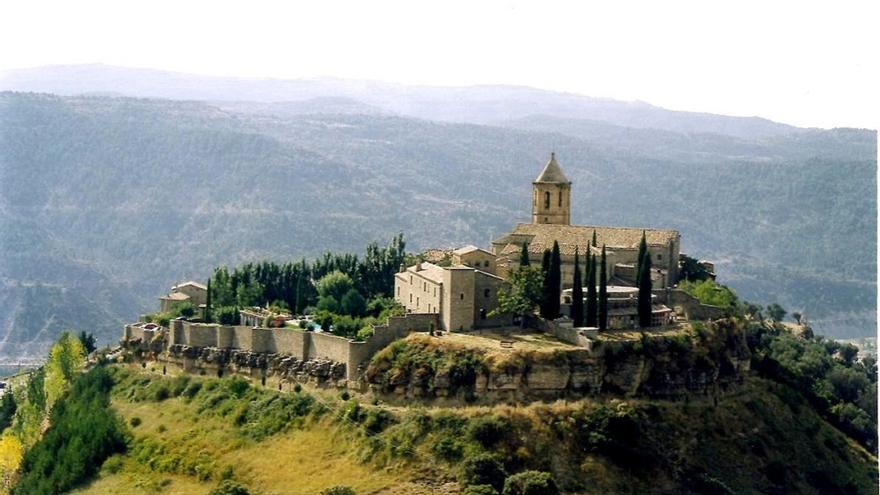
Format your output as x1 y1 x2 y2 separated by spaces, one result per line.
532 152 572 225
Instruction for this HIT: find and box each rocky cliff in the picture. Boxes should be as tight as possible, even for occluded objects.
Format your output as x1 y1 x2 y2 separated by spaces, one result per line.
366 320 751 403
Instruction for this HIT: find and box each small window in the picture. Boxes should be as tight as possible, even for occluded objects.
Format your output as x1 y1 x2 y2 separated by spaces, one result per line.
484 260 490 267
544 191 550 209
417 297 420 307
558 190 562 207
460 293 465 300
434 287 437 297
410 275 413 284
409 294 413 303
397 287 400 296
484 289 490 298
657 254 662 261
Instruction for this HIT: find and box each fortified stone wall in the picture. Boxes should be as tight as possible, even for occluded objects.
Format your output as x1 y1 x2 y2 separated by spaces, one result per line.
659 289 726 321
134 314 439 381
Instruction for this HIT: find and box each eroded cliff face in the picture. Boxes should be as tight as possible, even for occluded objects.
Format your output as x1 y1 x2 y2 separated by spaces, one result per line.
366 320 751 404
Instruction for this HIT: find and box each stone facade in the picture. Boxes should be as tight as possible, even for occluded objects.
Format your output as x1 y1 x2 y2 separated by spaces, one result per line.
159 281 207 312
394 261 512 332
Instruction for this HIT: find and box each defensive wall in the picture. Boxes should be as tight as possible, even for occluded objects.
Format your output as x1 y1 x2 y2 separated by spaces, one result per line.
123 313 438 382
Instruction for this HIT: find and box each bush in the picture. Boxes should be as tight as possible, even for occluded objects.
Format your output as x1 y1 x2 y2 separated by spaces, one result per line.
130 416 142 427
208 479 251 495
460 453 507 492
468 415 509 447
432 435 464 462
502 471 559 495
320 487 356 495
464 485 499 495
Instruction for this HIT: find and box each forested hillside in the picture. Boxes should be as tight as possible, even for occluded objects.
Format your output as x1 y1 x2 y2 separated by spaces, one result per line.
0 91 875 359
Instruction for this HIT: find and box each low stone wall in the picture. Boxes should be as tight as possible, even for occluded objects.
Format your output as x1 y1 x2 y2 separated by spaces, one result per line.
135 313 439 381
660 288 726 321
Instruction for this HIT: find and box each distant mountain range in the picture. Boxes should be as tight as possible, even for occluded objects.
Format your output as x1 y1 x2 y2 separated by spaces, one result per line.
0 65 875 359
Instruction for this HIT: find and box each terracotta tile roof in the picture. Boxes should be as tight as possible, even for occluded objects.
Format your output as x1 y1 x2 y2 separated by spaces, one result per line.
494 223 678 256
160 292 191 301
173 281 207 291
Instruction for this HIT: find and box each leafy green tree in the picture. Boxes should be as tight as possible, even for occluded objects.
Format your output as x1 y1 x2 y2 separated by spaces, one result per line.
637 248 653 328
586 252 597 327
460 453 507 492
45 331 87 408
208 480 251 495
340 288 367 316
294 272 307 314
78 330 97 354
502 470 560 495
235 281 264 308
766 303 787 322
492 266 544 327
0 393 16 432
213 306 239 325
598 246 608 331
316 271 355 302
571 248 584 326
317 295 340 313
519 243 530 267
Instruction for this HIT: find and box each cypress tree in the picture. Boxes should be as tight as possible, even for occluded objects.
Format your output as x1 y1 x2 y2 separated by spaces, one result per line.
592 230 598 247
294 272 306 315
205 279 212 322
638 249 653 328
636 230 647 279
571 247 584 326
519 243 530 267
598 245 608 331
586 251 598 327
549 241 562 319
540 249 552 318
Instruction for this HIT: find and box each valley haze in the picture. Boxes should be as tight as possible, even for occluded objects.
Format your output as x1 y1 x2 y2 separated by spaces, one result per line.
0 64 876 361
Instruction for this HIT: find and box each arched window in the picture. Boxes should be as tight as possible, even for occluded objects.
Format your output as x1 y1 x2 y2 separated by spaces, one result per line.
559 191 563 207
544 191 550 209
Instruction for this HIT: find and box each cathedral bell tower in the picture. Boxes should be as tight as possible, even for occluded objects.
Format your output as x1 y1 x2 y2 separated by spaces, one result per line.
531 152 571 225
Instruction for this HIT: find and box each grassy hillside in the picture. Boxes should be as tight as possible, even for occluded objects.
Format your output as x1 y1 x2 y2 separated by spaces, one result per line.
64 365 877 495
0 92 875 359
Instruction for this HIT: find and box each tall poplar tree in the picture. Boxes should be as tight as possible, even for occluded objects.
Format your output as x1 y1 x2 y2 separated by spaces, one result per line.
638 249 653 328
598 245 608 331
571 247 584 326
586 251 598 327
549 241 562 319
540 249 552 318
519 243 531 267
592 230 598 247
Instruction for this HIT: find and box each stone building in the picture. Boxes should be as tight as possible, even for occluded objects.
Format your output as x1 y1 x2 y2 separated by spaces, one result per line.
393 261 511 332
492 153 681 289
159 281 208 312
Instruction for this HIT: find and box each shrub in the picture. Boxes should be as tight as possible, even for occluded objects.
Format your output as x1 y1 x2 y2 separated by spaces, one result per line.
463 485 499 495
208 479 251 495
130 416 142 427
468 415 509 448
460 453 507 492
340 391 351 401
432 435 464 462
320 487 356 495
502 471 559 495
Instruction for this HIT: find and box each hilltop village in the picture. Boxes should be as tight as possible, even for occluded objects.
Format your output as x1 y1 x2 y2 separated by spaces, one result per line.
122 154 725 397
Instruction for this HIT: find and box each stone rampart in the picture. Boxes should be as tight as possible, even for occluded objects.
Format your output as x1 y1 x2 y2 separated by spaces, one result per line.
126 313 438 382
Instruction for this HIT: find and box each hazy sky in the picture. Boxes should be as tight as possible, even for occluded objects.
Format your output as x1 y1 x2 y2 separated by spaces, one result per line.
2 0 877 129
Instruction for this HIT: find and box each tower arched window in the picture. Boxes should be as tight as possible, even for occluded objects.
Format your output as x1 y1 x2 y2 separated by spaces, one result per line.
544 191 550 209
